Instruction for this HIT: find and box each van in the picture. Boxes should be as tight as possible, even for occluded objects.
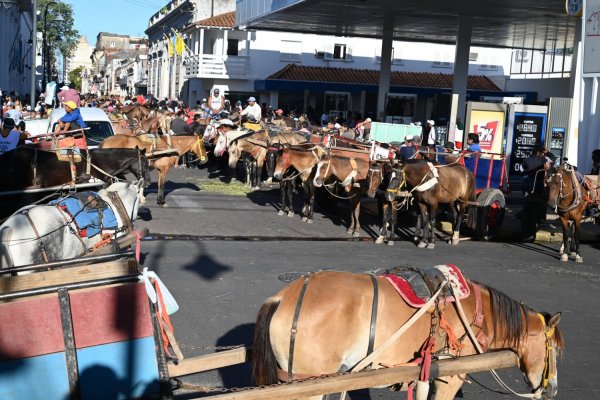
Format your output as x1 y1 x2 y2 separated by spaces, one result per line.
48 107 115 148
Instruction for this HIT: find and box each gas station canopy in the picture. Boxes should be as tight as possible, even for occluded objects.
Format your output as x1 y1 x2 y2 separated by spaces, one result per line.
237 0 577 50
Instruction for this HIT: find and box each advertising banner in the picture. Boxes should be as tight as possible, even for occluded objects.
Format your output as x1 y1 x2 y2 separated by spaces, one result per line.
508 113 547 175
468 110 505 153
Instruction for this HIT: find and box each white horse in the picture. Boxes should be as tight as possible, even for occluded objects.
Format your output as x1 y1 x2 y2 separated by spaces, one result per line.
0 181 143 269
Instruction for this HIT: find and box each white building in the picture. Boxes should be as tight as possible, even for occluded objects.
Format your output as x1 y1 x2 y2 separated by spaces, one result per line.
0 0 35 101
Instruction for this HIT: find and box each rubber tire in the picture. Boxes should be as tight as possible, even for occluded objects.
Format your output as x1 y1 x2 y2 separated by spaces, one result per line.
474 188 506 241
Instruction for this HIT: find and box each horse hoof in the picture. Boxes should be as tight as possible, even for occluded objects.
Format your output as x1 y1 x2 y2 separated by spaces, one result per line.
576 255 583 263
346 229 353 235
417 242 427 249
161 203 168 208
277 210 285 216
426 243 435 250
287 211 294 218
306 219 313 224
301 217 308 223
352 231 360 238
570 252 577 259
413 237 419 243
375 236 385 244
387 241 395 246
560 254 568 262
451 238 460 245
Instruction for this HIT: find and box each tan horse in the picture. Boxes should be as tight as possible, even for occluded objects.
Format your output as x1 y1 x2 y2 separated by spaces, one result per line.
253 270 564 400
313 156 384 236
100 134 207 206
113 116 160 136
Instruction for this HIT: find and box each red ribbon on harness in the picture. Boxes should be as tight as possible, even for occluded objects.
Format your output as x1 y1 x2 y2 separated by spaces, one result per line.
132 229 142 263
407 336 437 400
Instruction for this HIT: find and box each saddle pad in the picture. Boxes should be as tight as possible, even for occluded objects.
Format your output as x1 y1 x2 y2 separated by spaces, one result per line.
137 133 160 145
384 264 470 308
50 192 118 238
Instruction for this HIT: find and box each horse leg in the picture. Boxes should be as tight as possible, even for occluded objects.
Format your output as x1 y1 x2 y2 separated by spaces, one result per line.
426 204 437 249
156 167 167 206
414 210 423 243
432 375 465 400
254 164 263 191
305 181 316 224
350 193 361 237
286 181 294 217
559 217 570 262
451 202 466 245
573 216 583 263
376 201 389 244
417 204 429 248
388 205 398 246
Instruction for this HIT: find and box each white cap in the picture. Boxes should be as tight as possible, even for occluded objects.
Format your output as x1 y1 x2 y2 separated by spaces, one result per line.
427 120 435 126
61 85 69 90
406 135 414 141
365 118 372 123
217 119 234 127
334 123 341 129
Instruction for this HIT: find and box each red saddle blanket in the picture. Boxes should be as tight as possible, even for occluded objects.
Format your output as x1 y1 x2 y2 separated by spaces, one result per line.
383 264 470 308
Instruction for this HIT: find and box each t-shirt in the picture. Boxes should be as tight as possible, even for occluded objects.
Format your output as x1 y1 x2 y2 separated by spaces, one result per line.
241 103 262 121
398 146 417 162
0 129 21 154
60 108 87 129
170 118 188 135
467 143 481 152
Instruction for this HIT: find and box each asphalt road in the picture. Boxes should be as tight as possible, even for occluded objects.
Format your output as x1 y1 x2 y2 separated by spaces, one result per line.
136 167 600 400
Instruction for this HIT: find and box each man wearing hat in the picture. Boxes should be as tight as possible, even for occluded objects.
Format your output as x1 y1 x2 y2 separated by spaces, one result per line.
426 120 436 149
3 102 22 125
241 96 262 122
57 84 80 108
0 118 28 155
55 101 86 133
355 117 372 141
272 109 287 131
398 134 417 162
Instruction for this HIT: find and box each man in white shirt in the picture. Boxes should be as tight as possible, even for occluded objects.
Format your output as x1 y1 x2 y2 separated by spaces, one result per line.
427 120 436 148
241 96 262 122
208 89 225 118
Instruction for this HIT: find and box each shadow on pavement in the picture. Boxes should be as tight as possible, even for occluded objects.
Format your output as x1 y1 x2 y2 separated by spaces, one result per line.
183 242 232 280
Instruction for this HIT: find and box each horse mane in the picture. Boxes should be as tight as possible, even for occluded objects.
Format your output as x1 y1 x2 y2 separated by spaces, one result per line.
474 281 532 350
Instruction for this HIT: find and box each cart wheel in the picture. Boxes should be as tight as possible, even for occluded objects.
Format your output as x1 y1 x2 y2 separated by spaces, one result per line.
474 188 505 241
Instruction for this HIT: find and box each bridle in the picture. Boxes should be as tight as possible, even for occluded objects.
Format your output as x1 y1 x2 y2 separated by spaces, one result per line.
546 167 582 212
532 313 558 397
188 135 207 163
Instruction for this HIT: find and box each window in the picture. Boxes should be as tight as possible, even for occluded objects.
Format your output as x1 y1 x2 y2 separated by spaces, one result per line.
325 44 353 61
109 41 116 48
515 49 529 62
227 39 239 56
375 47 403 65
280 40 302 62
469 52 478 62
432 52 452 68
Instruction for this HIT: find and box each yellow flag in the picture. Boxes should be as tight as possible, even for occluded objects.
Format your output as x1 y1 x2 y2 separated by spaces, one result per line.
164 33 174 57
174 30 185 56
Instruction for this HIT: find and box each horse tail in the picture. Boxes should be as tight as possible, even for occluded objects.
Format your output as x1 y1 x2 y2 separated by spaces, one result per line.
0 226 14 269
466 169 478 230
252 296 281 386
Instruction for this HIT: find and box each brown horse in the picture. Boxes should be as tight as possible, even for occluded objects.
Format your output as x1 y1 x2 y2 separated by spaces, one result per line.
546 164 594 262
113 116 160 136
253 270 563 400
120 104 151 121
313 156 384 236
388 161 476 248
100 134 207 206
273 144 327 222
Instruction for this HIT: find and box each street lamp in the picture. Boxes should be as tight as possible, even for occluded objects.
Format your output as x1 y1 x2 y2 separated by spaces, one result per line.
41 1 64 91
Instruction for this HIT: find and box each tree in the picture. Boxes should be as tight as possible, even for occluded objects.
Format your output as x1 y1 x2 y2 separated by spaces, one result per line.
37 0 79 79
68 66 84 91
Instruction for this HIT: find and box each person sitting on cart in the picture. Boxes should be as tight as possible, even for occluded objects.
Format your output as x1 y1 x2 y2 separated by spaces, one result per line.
55 101 86 134
466 133 481 152
398 135 417 163
0 118 29 155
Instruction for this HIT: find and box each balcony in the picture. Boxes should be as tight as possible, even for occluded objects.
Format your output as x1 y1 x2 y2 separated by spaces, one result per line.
184 55 250 79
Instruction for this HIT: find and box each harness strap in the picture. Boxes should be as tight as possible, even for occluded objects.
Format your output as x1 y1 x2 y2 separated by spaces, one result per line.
107 191 133 234
367 274 379 359
287 275 311 382
471 283 490 352
33 148 38 186
55 205 88 256
23 211 49 264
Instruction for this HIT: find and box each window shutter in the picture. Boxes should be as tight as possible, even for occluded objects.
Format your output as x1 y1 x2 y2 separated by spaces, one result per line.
345 47 353 61
324 44 334 60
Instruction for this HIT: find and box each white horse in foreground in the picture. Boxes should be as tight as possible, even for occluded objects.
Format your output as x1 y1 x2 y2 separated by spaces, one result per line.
0 181 143 269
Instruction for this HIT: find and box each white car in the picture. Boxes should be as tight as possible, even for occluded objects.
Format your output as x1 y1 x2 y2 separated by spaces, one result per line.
48 107 115 148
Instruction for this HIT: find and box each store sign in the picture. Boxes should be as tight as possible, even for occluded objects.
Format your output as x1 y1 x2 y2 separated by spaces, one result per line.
468 110 505 153
508 113 547 175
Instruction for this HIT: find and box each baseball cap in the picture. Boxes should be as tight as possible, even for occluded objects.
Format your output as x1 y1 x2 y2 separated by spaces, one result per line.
63 101 78 110
247 96 256 102
217 119 234 127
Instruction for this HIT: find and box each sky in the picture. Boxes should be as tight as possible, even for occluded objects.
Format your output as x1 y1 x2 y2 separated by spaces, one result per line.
67 0 164 44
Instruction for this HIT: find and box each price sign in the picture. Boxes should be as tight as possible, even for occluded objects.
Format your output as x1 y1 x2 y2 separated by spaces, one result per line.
509 113 547 175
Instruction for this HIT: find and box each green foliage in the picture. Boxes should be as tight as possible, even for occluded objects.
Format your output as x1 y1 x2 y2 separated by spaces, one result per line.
37 0 79 61
67 66 84 91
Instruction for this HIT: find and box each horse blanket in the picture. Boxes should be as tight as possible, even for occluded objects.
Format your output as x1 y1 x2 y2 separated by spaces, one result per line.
49 192 118 238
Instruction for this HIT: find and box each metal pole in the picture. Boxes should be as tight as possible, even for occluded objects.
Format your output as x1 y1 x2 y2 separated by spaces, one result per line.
30 0 38 111
41 3 47 90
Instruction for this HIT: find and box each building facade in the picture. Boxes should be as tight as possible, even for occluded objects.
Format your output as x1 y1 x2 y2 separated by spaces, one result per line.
0 0 35 100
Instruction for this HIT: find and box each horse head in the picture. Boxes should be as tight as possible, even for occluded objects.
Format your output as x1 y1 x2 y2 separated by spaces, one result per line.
135 146 152 188
385 168 405 202
366 163 384 198
520 312 563 399
190 135 208 165
266 143 283 179
273 145 292 181
213 132 227 157
227 139 243 168
545 166 563 209
313 157 332 188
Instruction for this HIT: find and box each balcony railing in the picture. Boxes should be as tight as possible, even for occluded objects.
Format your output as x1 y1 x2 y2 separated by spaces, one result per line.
184 54 250 79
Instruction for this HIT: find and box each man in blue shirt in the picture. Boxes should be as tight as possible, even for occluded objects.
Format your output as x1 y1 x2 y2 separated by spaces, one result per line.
56 101 86 133
466 133 481 152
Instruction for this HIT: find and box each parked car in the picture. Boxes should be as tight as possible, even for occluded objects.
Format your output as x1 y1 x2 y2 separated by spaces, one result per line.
48 107 115 148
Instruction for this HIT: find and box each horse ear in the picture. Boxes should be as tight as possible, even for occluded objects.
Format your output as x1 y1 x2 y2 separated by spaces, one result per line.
548 312 561 328
140 148 147 155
